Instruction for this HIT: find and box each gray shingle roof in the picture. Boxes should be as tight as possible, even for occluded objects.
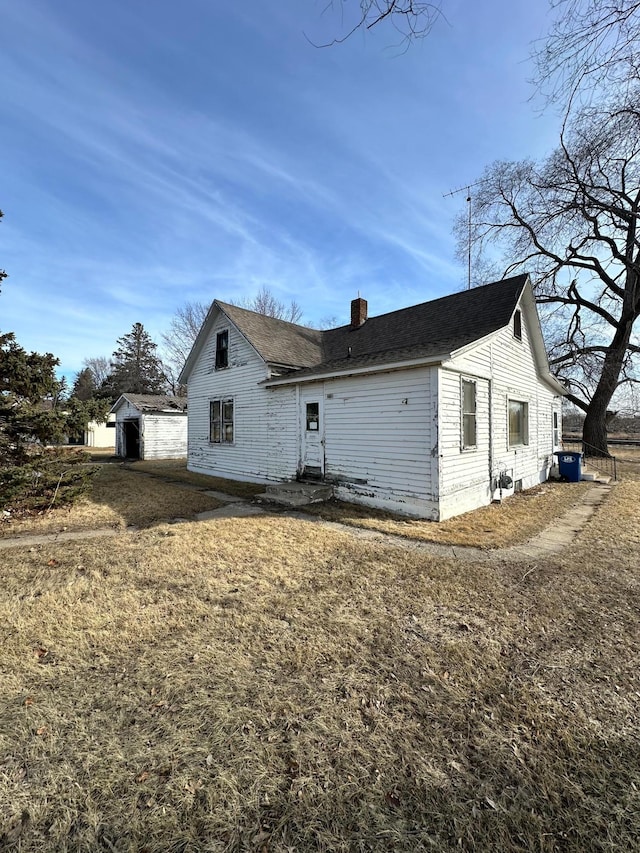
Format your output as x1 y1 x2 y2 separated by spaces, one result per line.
323 275 527 362
217 302 323 367
112 394 187 413
218 275 528 380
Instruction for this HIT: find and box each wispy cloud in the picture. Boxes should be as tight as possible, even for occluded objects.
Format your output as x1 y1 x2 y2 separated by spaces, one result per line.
0 0 560 376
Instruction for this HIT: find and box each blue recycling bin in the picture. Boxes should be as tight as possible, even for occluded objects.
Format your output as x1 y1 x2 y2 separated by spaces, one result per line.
554 451 583 482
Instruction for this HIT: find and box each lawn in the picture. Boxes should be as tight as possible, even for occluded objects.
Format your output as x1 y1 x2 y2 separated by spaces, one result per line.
0 462 222 539
299 481 592 549
128 459 265 500
1 463 640 850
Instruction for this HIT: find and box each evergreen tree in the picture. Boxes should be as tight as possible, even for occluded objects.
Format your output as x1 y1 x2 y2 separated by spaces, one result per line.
103 323 167 397
0 331 67 463
71 367 97 401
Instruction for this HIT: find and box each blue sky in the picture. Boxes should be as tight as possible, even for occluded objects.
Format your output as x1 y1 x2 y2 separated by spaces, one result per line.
0 0 560 382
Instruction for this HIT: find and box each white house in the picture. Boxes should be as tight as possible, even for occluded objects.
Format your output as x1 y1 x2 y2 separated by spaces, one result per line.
179 275 565 521
110 394 188 460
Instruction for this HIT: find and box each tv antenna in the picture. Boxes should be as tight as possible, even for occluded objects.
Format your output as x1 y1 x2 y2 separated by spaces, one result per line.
443 179 485 290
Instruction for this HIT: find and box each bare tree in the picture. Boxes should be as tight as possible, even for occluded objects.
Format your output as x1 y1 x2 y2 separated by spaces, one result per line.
315 1 445 47
457 92 640 455
82 356 111 388
232 285 303 324
161 287 306 392
161 301 209 393
533 0 640 104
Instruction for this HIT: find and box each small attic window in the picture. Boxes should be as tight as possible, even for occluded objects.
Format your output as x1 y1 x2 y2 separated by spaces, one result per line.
513 310 522 340
215 330 229 369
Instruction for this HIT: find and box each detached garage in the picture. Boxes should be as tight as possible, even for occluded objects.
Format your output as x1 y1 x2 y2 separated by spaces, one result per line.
110 394 188 460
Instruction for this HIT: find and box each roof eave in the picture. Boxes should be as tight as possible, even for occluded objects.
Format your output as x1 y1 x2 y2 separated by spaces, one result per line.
108 394 129 415
263 353 450 386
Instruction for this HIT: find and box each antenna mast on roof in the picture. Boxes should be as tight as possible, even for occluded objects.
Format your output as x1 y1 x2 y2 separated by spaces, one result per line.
443 179 485 290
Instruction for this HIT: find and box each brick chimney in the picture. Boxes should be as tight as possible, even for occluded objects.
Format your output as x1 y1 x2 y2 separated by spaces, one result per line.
351 296 367 329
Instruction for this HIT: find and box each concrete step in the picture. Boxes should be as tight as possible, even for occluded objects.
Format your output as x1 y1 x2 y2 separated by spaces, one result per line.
581 466 612 484
257 481 333 507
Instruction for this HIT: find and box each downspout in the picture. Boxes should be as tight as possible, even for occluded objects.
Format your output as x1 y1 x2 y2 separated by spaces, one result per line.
488 377 494 498
295 383 301 478
488 344 494 499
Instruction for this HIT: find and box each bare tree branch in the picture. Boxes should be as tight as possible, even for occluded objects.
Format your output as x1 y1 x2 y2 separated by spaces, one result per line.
458 89 640 453
533 0 640 106
309 0 446 48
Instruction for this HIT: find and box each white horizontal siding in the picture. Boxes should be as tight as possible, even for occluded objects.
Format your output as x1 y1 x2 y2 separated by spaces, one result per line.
186 311 297 483
114 400 140 420
141 413 187 460
439 306 563 520
438 369 491 498
323 367 436 517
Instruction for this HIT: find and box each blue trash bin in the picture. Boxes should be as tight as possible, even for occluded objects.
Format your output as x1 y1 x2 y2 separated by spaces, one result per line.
554 451 583 482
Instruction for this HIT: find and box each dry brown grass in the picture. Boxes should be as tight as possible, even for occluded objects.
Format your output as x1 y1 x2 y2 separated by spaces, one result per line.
1 472 640 851
0 464 221 538
612 445 640 480
129 459 265 499
301 481 591 548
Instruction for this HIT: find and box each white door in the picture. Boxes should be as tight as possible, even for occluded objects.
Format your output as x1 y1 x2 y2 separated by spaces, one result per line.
300 388 324 478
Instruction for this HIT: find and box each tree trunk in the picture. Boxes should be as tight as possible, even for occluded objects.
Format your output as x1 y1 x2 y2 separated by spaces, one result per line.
581 318 634 456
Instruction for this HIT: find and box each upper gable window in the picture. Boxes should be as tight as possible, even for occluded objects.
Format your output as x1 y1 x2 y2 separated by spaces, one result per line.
513 310 522 340
215 330 229 369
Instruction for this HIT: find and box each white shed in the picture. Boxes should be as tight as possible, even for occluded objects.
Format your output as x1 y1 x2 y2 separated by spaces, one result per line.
109 394 188 460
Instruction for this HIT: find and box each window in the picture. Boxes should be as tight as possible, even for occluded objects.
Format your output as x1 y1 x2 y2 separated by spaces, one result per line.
509 400 529 446
553 410 560 447
210 398 234 443
306 402 319 431
461 379 477 449
215 330 229 369
513 310 522 340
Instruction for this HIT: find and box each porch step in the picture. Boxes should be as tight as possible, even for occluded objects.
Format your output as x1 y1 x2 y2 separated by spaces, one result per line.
581 467 611 484
257 481 333 507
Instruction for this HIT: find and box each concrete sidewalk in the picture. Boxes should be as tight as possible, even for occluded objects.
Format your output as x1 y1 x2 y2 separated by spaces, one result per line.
0 481 613 560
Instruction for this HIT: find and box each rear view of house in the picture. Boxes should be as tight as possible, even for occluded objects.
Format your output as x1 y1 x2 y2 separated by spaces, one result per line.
179 275 565 521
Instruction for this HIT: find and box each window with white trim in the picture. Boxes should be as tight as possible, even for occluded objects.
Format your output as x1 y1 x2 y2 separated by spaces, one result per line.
553 410 560 447
508 399 529 446
461 378 477 449
210 398 234 443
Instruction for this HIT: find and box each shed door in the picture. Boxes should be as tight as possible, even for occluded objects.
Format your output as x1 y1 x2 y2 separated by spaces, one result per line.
300 388 324 479
123 418 140 459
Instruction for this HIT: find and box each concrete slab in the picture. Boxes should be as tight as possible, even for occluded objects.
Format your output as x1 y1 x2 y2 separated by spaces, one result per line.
203 490 245 503
196 503 266 520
